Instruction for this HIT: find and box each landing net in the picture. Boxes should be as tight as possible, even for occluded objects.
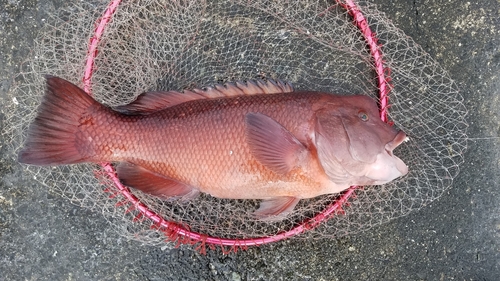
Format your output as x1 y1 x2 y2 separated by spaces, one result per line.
2 0 467 251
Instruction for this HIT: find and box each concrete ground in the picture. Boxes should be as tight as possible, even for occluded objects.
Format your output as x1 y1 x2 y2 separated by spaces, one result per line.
1 0 498 280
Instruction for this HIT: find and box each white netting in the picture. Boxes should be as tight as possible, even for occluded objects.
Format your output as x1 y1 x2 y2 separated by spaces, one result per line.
2 0 467 247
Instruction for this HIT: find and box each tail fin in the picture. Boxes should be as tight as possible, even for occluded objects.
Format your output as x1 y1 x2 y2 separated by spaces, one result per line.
18 75 100 165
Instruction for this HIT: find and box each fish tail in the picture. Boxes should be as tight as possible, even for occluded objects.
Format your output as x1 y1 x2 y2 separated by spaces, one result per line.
18 75 102 165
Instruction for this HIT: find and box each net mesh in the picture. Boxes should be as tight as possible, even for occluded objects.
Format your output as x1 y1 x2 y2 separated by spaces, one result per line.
2 0 468 247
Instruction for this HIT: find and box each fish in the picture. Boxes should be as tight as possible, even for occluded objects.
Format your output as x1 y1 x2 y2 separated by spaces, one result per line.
18 76 409 220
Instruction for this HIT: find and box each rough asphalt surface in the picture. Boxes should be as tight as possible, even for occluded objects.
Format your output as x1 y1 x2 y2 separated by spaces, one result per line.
1 0 499 280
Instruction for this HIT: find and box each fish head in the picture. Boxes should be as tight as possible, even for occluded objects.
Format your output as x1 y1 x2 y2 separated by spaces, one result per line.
314 95 408 186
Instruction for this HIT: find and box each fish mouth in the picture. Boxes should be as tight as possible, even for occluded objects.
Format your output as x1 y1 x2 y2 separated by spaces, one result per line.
384 130 408 156
384 130 409 176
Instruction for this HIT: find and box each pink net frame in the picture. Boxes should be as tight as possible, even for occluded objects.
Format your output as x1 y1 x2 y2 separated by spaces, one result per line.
81 0 392 253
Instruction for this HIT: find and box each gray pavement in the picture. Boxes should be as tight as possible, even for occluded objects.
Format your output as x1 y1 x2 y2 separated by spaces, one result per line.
1 0 499 280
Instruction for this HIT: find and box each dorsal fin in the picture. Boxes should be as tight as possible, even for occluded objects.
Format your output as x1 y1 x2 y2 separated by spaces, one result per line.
113 90 201 114
192 79 294 98
114 79 293 115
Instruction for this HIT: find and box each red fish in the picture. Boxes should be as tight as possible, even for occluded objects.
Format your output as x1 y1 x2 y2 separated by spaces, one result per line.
18 76 408 220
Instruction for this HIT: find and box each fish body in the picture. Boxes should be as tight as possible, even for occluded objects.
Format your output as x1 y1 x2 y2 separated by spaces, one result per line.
19 76 408 220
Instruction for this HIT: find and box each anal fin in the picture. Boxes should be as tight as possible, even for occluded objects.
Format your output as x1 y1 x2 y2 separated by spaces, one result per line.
116 162 198 200
254 196 301 221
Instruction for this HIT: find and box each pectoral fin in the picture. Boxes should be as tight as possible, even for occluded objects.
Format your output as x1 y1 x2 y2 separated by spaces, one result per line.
245 113 307 175
254 196 301 221
116 162 199 200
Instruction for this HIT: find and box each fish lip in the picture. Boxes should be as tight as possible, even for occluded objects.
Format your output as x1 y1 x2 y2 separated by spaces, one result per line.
382 130 409 177
385 130 408 155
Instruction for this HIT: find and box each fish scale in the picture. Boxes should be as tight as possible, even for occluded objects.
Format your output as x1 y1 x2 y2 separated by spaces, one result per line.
111 93 321 194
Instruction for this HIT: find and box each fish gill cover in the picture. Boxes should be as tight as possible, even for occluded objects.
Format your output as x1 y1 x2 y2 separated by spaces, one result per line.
3 0 467 251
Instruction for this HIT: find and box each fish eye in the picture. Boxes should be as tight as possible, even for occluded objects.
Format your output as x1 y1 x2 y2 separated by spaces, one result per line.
358 111 369 122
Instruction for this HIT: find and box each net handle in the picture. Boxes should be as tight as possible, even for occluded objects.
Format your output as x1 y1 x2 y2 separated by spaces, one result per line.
81 0 390 250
